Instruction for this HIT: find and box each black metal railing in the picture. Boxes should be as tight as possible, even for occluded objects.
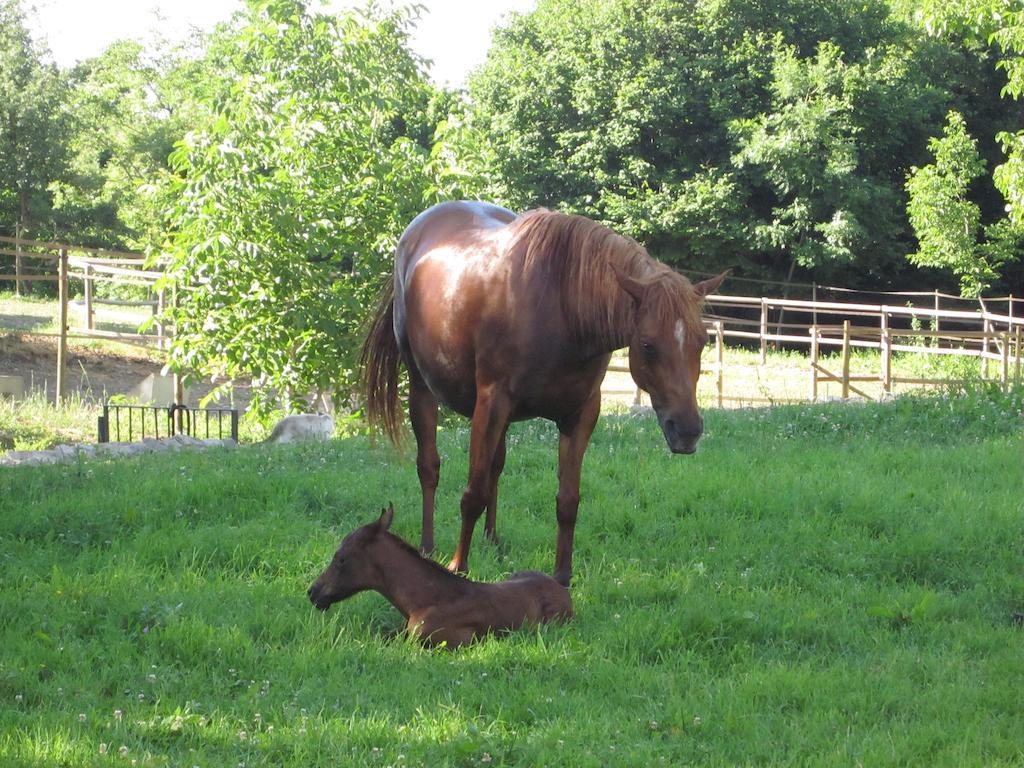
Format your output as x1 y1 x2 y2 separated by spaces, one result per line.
98 403 239 444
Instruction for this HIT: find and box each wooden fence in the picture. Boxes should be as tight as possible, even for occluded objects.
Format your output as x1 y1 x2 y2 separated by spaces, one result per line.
2 234 1022 406
607 292 1022 406
0 236 169 402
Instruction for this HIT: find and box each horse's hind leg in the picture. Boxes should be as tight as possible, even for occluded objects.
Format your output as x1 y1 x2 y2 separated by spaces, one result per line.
449 385 511 574
409 375 440 555
484 430 507 544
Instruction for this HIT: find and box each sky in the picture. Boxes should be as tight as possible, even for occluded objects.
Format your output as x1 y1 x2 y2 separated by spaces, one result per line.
26 0 537 87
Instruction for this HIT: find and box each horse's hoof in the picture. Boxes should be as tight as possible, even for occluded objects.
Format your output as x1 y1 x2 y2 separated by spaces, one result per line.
447 558 467 575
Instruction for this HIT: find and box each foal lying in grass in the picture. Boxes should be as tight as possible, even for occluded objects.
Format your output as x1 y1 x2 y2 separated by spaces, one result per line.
308 505 573 648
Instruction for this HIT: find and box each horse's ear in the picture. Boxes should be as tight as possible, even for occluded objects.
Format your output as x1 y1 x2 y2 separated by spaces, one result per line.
694 270 729 298
378 503 394 531
610 263 646 305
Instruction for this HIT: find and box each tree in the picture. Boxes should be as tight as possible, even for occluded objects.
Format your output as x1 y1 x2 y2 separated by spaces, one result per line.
51 36 212 250
911 0 1024 288
989 4 1024 230
906 111 1013 295
468 0 1005 288
0 0 69 245
161 0 471 414
730 43 870 278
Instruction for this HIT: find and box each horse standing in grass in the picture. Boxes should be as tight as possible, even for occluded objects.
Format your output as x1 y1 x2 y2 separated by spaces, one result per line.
362 201 726 586
308 505 572 648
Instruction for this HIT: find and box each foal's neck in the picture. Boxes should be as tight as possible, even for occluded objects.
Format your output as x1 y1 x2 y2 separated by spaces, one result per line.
371 534 468 619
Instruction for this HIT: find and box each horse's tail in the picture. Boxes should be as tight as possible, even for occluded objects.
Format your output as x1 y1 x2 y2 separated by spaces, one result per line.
360 278 403 445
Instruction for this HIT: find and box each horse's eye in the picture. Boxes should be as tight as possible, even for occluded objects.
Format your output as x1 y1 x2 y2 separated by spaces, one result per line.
641 340 656 357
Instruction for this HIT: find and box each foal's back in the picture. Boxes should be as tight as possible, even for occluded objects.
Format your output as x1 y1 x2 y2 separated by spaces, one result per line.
413 570 572 647
491 571 574 623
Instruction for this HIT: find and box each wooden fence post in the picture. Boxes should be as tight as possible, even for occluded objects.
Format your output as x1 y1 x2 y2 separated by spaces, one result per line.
715 321 724 408
157 289 166 350
809 326 819 402
841 320 851 400
1011 325 1019 385
881 312 892 396
759 299 768 364
979 296 991 380
83 261 95 330
56 247 69 404
14 230 24 297
1002 332 1010 389
812 283 818 330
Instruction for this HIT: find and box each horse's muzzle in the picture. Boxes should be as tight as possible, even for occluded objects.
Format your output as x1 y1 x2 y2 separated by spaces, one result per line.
661 416 702 455
307 583 331 611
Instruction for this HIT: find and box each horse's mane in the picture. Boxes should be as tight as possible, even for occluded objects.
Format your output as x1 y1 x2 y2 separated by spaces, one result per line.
507 209 704 348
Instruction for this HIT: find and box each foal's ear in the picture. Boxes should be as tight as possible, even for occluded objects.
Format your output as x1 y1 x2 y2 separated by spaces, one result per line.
378 503 394 531
610 262 646 305
694 270 729 298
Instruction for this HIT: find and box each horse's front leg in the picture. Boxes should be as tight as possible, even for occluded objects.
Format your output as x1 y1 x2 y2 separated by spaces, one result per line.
409 374 440 555
553 390 601 587
449 385 511 575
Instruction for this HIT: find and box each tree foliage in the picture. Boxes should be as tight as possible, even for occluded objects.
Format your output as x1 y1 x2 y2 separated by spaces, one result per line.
51 36 212 249
468 0 1022 288
0 0 68 240
161 0 471 413
905 111 1011 295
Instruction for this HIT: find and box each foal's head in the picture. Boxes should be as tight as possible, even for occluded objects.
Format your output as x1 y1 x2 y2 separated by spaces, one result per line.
308 504 394 611
615 268 727 454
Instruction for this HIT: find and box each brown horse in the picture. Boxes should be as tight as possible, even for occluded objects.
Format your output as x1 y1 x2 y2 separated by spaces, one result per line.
308 505 573 648
362 201 726 586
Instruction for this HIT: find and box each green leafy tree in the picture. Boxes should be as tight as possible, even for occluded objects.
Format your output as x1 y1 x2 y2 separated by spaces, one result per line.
730 43 871 277
911 0 1024 288
162 0 466 414
52 36 213 250
468 0 756 271
0 0 69 243
468 0 1002 287
989 4 1024 229
906 111 1011 295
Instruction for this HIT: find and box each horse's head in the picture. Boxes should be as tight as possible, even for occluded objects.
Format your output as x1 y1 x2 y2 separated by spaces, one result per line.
615 268 727 454
308 504 394 610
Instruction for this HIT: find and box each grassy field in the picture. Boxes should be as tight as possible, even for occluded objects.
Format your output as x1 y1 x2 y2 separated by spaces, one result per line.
1 387 1022 766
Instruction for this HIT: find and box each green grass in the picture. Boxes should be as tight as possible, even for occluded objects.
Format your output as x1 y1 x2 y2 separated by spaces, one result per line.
1 388 1023 766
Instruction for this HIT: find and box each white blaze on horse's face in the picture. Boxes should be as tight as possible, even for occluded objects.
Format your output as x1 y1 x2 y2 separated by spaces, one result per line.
674 319 686 352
